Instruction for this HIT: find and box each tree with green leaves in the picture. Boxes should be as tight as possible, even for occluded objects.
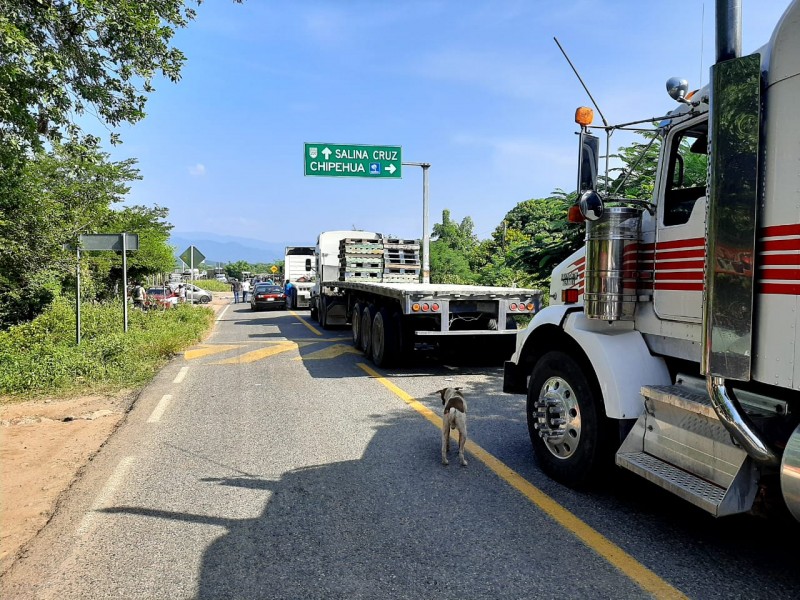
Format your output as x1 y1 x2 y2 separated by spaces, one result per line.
430 210 479 284
0 143 140 327
0 0 240 152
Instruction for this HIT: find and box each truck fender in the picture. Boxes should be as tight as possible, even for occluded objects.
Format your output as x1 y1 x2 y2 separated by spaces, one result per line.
561 312 670 419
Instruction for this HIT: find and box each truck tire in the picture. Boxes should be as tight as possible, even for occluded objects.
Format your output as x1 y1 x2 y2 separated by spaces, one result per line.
320 297 329 329
526 350 615 488
371 307 398 367
360 305 375 354
351 303 363 347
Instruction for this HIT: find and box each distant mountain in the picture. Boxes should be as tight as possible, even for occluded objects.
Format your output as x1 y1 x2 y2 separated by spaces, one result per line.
169 232 312 265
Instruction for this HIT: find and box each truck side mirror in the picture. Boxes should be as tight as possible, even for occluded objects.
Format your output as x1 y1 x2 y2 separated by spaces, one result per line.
305 258 311 271
579 133 600 194
579 190 604 221
666 77 690 103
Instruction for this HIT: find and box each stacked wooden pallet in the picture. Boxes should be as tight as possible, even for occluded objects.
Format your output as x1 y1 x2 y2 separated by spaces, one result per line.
339 237 383 281
382 238 421 283
338 236 422 282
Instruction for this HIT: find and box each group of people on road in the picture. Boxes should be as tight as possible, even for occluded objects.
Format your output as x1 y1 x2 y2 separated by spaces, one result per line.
230 278 251 303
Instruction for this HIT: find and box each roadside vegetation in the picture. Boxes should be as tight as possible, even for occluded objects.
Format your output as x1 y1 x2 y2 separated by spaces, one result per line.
0 299 214 400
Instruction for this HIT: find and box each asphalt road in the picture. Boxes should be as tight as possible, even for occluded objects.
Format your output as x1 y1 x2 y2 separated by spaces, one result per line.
1 302 798 599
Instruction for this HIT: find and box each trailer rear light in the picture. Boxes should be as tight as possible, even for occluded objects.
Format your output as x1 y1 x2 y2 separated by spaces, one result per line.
510 302 518 310
431 303 440 312
562 289 579 304
421 303 430 312
412 303 421 312
526 303 535 311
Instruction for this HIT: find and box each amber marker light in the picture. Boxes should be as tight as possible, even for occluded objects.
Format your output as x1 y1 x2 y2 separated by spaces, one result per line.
568 204 585 223
526 303 535 311
575 106 594 126
412 303 421 312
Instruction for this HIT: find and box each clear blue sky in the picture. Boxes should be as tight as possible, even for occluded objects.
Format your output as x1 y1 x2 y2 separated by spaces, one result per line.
105 0 790 245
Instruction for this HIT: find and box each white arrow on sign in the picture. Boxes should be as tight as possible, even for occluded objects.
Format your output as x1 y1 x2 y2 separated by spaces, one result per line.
322 147 332 159
386 164 396 174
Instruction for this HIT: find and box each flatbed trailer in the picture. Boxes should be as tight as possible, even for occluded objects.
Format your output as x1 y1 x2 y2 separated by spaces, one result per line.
310 280 541 366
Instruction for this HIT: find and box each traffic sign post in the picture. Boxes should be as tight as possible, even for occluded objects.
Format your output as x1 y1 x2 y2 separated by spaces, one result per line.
180 246 206 285
66 233 140 343
304 143 402 178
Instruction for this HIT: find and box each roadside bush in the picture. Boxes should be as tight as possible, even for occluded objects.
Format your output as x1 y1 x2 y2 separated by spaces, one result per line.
193 279 230 292
0 298 214 398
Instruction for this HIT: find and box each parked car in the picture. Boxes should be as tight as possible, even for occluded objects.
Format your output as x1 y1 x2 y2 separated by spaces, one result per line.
146 287 178 309
182 283 212 304
215 274 228 282
250 284 286 311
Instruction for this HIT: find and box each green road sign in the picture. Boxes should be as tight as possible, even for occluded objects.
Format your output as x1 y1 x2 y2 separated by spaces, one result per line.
180 245 206 266
304 143 402 178
79 233 139 251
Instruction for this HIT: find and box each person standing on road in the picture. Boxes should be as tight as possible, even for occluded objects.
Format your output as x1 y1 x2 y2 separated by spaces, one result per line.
231 278 241 303
284 279 294 309
178 284 187 304
242 278 251 303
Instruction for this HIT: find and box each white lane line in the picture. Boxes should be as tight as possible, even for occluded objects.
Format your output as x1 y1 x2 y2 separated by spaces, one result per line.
147 394 173 423
216 304 230 321
77 456 135 535
173 366 189 384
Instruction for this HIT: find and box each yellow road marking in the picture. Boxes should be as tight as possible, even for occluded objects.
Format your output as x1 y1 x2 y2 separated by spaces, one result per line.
356 362 688 600
295 343 362 360
184 344 242 360
290 310 322 336
214 341 310 364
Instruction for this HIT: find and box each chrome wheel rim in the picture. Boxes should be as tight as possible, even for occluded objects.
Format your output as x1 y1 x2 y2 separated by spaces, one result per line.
534 376 581 459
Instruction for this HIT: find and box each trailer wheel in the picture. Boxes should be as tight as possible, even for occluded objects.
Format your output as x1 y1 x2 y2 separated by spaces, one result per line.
360 305 375 354
351 303 363 347
526 350 614 488
319 297 329 329
371 307 398 367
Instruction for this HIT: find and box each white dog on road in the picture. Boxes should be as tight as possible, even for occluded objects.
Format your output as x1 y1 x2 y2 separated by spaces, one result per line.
437 387 468 466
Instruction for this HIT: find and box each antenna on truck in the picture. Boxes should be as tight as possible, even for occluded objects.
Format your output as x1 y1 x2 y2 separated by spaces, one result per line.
554 37 609 129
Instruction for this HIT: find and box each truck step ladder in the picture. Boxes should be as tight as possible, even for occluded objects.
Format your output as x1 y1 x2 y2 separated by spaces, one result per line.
616 384 758 517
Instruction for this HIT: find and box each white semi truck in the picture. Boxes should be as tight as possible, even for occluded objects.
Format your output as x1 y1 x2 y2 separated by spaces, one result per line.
503 0 800 521
309 230 541 366
284 246 315 309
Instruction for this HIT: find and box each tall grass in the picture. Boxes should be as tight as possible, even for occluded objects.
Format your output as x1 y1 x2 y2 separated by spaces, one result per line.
0 297 214 399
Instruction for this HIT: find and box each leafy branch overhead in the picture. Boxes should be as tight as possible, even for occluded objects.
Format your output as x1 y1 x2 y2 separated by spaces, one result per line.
0 0 239 151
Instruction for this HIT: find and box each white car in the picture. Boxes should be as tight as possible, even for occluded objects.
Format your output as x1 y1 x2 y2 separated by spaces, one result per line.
183 284 213 304
215 274 227 282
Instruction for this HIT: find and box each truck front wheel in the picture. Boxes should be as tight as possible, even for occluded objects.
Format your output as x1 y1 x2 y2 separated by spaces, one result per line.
526 350 614 488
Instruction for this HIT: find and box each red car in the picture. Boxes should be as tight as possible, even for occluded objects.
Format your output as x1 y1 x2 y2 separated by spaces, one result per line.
250 284 286 311
146 287 178 309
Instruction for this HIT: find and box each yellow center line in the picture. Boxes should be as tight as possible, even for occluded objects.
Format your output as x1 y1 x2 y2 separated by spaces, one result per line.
290 310 322 336
356 362 687 600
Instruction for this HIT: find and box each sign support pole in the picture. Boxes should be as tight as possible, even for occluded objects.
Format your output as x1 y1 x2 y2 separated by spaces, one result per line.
122 232 129 332
76 247 81 345
403 162 431 283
